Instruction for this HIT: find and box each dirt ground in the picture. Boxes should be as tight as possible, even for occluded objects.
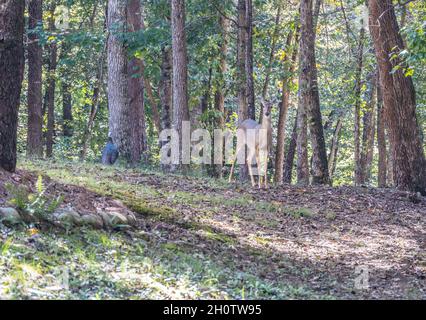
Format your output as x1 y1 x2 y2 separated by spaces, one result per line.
1 164 425 299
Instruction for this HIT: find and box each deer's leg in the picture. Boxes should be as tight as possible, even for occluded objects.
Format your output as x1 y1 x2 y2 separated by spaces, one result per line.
247 152 256 187
264 155 269 189
255 151 265 189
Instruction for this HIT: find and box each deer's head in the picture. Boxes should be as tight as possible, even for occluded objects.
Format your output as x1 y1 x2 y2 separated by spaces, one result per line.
260 98 273 119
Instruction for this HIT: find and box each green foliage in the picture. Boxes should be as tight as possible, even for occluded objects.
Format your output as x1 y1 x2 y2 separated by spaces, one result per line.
5 176 63 221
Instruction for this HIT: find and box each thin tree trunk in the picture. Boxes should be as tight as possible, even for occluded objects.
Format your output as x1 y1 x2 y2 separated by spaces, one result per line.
237 0 248 125
359 71 377 184
245 0 255 120
27 0 44 157
236 0 248 180
0 0 25 172
274 31 297 184
299 0 329 185
213 14 229 178
354 26 365 186
171 0 190 171
376 73 387 188
160 46 172 133
62 81 73 137
144 76 161 133
80 40 107 161
368 0 426 194
283 114 298 184
328 117 343 181
45 6 57 158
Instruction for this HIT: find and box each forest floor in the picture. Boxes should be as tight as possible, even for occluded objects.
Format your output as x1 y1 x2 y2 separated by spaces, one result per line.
0 160 425 300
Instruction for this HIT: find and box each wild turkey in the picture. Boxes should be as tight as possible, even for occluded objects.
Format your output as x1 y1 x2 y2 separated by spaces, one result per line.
102 137 119 165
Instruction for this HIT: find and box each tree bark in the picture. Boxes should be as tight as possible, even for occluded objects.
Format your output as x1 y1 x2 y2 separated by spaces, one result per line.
0 0 25 172
368 0 426 194
171 0 190 170
127 0 147 158
108 0 140 164
298 0 329 185
45 7 57 158
27 0 43 157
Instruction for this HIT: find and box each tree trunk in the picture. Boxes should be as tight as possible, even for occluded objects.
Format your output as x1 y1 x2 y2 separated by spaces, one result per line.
0 0 25 172
237 0 248 125
108 0 140 164
274 31 296 184
359 71 377 185
328 117 343 182
45 7 57 158
80 40 107 161
144 76 161 133
62 81 73 137
171 0 190 170
127 0 147 158
159 46 172 172
213 14 228 178
245 0 255 120
368 0 426 194
299 0 329 185
160 46 172 132
354 27 365 186
27 0 43 157
376 74 387 188
261 4 281 103
283 115 298 184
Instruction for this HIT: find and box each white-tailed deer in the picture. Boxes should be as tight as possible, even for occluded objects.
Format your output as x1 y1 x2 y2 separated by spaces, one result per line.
229 99 273 188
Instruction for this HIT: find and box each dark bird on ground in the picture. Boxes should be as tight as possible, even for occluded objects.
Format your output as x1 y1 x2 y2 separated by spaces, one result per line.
102 137 119 165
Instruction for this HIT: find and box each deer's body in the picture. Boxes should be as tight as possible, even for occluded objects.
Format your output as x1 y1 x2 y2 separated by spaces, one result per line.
229 101 272 188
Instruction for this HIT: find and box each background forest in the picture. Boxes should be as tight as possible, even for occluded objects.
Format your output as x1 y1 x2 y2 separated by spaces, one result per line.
14 0 426 187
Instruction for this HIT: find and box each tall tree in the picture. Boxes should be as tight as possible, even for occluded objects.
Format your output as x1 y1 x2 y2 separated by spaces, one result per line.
213 14 229 178
27 0 44 157
298 0 329 185
108 0 141 164
159 46 172 172
127 0 147 158
237 0 248 125
45 5 58 158
0 0 25 172
171 0 190 169
245 0 255 120
274 31 297 184
368 0 426 194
